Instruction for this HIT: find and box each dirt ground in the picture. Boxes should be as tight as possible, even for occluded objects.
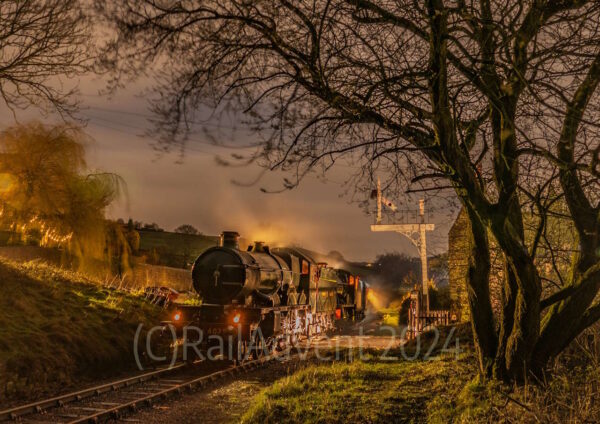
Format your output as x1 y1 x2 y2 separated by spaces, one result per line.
308 334 404 352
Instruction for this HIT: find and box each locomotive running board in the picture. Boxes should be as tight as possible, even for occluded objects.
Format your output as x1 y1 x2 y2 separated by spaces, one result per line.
259 305 309 314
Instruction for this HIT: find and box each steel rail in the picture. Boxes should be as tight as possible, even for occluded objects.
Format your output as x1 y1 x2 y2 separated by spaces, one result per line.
0 362 188 422
0 348 310 423
67 354 282 424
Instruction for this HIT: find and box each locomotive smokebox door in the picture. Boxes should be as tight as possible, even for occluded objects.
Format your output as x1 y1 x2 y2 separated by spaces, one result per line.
192 248 247 304
192 234 291 305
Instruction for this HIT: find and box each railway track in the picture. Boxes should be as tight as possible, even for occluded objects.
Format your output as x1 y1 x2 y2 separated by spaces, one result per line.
0 352 296 424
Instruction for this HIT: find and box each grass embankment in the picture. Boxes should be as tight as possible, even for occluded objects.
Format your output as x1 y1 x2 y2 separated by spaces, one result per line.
243 352 476 423
243 326 476 423
243 325 600 423
0 258 164 401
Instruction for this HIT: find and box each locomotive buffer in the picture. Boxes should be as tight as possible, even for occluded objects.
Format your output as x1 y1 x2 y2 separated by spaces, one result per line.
370 178 435 312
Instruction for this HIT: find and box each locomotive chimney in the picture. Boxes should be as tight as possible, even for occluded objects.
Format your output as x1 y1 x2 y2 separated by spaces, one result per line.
220 231 240 249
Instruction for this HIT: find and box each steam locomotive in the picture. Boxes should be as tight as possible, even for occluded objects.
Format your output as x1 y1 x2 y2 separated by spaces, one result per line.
167 231 367 360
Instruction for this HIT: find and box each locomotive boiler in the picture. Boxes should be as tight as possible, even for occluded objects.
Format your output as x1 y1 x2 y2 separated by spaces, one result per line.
167 231 367 361
192 232 292 305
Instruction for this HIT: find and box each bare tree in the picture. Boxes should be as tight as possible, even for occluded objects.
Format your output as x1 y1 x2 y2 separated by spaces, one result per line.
174 224 199 235
97 0 600 383
0 0 90 117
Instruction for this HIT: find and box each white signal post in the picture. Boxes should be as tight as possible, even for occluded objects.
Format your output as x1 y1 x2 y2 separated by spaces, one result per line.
371 179 435 312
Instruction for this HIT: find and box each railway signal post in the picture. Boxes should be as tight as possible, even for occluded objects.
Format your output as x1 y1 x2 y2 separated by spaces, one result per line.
370 179 435 312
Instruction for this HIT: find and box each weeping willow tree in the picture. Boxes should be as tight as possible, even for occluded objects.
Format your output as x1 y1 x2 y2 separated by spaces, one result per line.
0 122 127 273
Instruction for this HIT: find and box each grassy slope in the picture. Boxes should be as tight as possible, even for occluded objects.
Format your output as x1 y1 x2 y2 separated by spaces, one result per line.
242 325 477 423
0 259 164 399
138 230 218 257
243 325 600 423
242 351 477 424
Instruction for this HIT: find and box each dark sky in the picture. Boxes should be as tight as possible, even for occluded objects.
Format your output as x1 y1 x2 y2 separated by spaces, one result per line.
0 76 455 262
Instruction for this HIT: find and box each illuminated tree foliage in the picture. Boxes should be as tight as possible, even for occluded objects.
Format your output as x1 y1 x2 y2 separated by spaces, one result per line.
97 1 600 383
0 122 125 268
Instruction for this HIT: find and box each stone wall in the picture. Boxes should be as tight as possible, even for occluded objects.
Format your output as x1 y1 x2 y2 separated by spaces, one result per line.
0 245 63 265
122 263 192 292
448 202 579 326
448 209 472 321
0 245 193 292
447 208 503 323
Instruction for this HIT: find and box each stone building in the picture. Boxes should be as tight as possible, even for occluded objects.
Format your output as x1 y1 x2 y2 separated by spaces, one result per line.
448 208 472 321
448 205 575 324
448 208 503 323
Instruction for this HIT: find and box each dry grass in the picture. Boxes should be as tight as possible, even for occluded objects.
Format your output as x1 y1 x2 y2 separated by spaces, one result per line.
0 258 164 402
489 325 600 423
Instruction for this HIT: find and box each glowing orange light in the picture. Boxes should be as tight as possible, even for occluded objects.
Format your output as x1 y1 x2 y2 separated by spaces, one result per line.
367 289 385 312
233 313 241 324
173 312 181 321
301 260 309 275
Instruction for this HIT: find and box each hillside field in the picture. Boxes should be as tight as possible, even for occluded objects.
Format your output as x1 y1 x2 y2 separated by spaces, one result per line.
0 259 164 401
138 230 218 258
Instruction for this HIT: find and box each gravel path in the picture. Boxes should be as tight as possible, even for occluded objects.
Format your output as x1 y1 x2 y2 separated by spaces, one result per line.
116 358 308 424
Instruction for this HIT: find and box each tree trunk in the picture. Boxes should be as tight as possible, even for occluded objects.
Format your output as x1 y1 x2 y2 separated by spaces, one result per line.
533 251 600 373
493 258 517 381
464 205 497 377
490 220 541 382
